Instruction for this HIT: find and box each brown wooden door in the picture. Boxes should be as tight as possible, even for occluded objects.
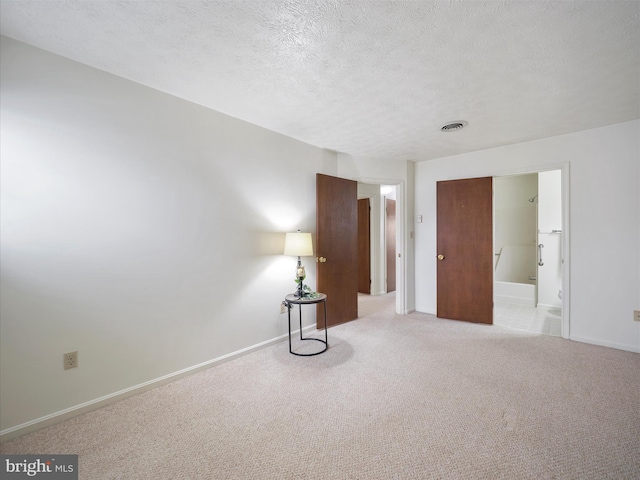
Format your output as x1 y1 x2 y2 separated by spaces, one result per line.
357 198 371 294
316 174 358 327
437 177 493 324
385 198 396 293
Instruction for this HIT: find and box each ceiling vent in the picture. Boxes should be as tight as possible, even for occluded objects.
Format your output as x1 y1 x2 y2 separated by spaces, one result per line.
441 121 468 132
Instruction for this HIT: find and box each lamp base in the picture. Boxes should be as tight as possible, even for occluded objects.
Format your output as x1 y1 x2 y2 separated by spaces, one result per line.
294 257 306 298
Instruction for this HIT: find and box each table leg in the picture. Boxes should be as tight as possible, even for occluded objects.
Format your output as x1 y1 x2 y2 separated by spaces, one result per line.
287 301 293 354
323 299 328 345
298 304 303 340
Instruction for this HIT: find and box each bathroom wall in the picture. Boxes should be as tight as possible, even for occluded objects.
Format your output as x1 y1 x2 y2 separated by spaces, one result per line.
537 170 563 308
494 174 538 284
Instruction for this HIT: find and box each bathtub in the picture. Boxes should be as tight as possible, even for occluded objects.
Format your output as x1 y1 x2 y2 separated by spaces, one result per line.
494 281 536 307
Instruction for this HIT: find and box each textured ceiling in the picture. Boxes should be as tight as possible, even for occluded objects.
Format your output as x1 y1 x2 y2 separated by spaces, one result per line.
1 1 639 162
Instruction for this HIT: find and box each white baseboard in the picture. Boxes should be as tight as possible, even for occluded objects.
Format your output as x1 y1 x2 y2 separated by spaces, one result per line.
0 325 315 443
570 335 640 354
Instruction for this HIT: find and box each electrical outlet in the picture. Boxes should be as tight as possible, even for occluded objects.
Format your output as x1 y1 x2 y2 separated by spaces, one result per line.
64 351 78 370
280 302 287 314
634 310 640 322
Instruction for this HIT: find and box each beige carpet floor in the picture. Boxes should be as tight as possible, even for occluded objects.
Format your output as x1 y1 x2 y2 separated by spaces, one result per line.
2 293 639 479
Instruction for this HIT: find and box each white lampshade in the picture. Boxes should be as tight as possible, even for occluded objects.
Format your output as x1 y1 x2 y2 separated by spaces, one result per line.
284 232 313 257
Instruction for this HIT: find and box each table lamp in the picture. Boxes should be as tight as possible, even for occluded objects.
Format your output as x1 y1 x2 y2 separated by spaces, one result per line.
284 230 313 298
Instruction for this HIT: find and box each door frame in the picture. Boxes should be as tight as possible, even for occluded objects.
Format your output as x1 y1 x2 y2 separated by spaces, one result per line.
354 177 407 315
357 186 381 295
491 162 570 339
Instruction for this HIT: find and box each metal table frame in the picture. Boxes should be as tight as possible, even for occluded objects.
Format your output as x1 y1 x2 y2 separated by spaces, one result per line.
284 293 328 356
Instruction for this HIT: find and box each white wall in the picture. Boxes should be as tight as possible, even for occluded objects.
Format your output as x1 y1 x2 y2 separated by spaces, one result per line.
415 120 640 352
0 37 337 434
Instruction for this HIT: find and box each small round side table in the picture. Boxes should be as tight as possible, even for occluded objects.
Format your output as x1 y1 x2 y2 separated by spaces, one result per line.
284 293 328 356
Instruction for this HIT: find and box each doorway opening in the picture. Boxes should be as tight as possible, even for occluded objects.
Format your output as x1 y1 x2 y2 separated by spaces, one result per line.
357 183 397 301
493 169 563 336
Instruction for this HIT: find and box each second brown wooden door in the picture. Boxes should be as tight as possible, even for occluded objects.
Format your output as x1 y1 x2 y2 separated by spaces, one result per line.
436 177 493 324
357 198 371 294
